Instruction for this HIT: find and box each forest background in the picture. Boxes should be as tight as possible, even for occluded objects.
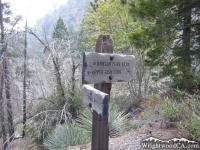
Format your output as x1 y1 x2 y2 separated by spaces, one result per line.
0 0 200 149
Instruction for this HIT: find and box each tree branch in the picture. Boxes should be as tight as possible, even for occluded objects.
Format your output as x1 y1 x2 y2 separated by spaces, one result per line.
175 22 200 30
28 29 48 50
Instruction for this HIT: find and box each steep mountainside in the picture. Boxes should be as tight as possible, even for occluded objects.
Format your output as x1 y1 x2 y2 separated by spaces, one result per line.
35 0 89 36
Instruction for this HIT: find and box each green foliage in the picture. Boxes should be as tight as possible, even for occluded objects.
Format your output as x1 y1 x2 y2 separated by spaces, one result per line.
65 83 84 119
0 2 22 30
129 0 200 92
161 98 180 122
36 0 89 36
112 90 137 112
52 16 68 40
188 118 200 140
2 2 12 23
81 0 152 98
76 107 93 136
90 0 98 11
173 88 188 101
76 104 130 138
44 123 88 149
108 105 130 137
80 0 137 52
120 0 127 5
149 93 162 102
158 89 200 140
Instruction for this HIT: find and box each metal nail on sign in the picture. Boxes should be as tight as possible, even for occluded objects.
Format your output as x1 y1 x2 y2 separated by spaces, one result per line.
82 52 135 84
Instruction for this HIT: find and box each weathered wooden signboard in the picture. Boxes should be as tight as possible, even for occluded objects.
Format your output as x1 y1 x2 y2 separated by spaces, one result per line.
82 85 109 117
82 52 135 84
82 35 135 150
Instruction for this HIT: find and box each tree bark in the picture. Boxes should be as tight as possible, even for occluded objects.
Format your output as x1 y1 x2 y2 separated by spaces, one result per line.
182 0 192 91
0 61 7 150
0 0 14 143
5 59 15 142
28 29 65 97
22 20 27 137
0 0 8 149
52 57 65 97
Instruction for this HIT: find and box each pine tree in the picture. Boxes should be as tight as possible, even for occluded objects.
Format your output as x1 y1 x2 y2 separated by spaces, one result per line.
52 16 68 40
0 1 15 148
129 0 200 92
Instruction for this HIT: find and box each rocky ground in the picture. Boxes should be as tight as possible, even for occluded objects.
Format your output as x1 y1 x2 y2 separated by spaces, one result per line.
68 96 193 150
68 119 189 150
8 96 197 150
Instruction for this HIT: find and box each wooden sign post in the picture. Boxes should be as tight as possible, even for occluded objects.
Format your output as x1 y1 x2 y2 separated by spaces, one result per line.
82 52 135 84
82 85 109 117
82 35 135 150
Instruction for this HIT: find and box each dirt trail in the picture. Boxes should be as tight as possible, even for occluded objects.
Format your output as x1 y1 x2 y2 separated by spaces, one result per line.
68 121 188 150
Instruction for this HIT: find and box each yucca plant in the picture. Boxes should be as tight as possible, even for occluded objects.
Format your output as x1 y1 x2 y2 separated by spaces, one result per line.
108 105 130 137
76 107 93 136
76 104 130 138
44 123 87 150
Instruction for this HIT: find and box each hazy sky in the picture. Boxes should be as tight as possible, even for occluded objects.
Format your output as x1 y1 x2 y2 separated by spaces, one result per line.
7 0 67 27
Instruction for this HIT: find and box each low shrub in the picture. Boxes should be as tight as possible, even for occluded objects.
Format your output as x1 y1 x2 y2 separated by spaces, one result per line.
161 98 180 122
44 123 88 150
76 104 130 138
188 118 200 140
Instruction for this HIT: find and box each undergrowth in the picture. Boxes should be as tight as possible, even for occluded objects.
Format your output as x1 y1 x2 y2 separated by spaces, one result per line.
137 89 200 141
155 89 200 141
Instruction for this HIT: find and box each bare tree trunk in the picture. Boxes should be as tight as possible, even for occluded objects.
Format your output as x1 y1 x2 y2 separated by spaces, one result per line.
0 60 7 150
5 59 14 141
28 29 65 97
52 57 65 97
0 0 14 142
69 55 80 117
0 0 8 149
22 20 27 137
70 55 76 96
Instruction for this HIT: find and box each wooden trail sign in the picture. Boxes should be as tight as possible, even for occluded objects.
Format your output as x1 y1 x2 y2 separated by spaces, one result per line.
82 52 135 84
81 35 135 150
82 85 109 117
92 35 112 150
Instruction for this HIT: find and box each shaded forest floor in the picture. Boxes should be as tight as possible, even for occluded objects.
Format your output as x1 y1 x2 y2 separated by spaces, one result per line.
7 94 197 150
68 120 188 150
68 96 190 150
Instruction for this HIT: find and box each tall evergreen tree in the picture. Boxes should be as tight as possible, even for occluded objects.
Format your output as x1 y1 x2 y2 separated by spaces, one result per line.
52 16 68 40
0 1 16 148
0 0 8 148
129 0 200 92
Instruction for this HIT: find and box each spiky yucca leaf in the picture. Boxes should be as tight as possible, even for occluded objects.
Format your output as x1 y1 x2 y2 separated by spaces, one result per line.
108 105 129 137
76 107 93 136
44 123 87 150
76 104 129 138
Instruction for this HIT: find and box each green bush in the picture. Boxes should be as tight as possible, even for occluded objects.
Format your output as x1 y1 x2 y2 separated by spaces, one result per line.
188 118 200 140
160 89 200 141
161 98 180 122
173 88 188 101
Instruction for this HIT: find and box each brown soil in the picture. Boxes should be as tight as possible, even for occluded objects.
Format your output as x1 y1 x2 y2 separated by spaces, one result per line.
68 97 190 150
6 96 194 150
